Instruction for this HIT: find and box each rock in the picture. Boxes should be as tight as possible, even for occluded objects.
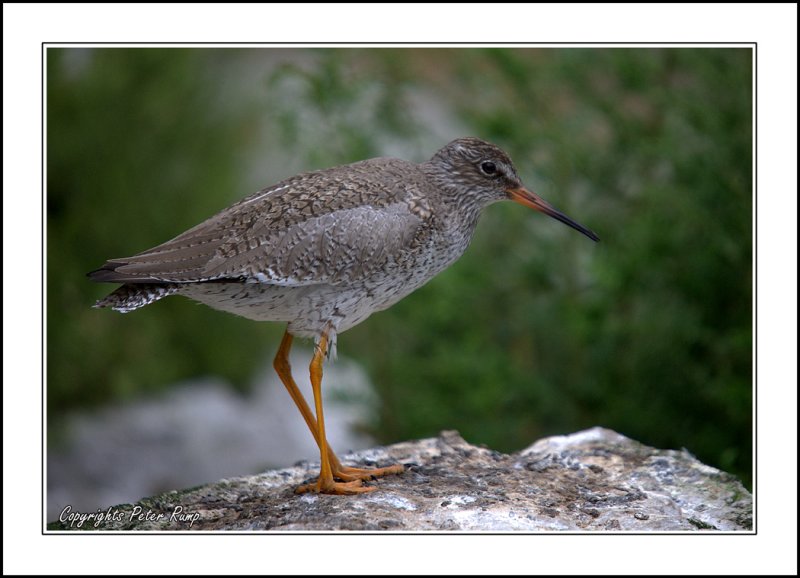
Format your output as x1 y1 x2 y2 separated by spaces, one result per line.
48 427 752 531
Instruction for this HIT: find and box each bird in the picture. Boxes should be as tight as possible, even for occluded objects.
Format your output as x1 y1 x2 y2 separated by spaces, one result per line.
88 137 599 495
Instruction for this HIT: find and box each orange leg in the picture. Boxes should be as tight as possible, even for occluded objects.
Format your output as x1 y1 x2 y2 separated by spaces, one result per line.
273 331 340 468
273 329 404 494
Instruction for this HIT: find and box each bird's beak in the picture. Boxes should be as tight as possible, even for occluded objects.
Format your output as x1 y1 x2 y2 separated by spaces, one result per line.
507 187 599 242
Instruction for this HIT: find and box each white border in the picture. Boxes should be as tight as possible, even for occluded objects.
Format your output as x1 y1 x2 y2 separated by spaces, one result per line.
5 3 797 576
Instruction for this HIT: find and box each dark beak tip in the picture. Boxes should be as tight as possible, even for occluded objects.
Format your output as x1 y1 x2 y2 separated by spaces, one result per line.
508 186 599 243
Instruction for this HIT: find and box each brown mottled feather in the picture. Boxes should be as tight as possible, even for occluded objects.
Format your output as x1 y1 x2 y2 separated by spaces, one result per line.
89 137 596 342
89 158 433 286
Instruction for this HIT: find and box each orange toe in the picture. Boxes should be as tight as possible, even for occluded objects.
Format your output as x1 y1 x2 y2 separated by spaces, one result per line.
333 463 405 482
295 477 377 495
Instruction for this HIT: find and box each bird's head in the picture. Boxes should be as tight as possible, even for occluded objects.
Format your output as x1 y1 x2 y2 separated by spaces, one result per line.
428 137 599 242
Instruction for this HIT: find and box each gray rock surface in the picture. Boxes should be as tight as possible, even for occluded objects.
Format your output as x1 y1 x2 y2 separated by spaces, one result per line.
49 427 752 532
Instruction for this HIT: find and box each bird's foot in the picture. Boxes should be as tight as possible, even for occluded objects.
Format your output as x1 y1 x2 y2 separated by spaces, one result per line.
333 463 405 482
295 478 376 495
294 463 405 495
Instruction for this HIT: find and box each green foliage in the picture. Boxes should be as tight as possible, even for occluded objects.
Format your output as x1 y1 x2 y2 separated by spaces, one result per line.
47 48 752 487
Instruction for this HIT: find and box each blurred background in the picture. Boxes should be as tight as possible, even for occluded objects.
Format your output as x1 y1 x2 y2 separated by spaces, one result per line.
46 47 752 517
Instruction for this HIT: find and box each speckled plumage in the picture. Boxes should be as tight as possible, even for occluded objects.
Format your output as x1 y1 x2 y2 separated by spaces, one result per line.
92 138 602 353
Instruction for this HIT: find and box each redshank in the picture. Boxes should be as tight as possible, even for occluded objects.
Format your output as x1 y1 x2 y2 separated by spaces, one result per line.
89 137 599 495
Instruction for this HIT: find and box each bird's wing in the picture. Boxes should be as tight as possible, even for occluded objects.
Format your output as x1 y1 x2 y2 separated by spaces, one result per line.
207 202 423 285
89 175 426 286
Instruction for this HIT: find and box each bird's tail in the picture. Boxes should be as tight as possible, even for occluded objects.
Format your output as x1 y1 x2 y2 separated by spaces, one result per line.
93 283 180 313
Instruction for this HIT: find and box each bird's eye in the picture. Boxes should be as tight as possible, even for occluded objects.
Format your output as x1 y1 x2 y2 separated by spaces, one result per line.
480 161 497 176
